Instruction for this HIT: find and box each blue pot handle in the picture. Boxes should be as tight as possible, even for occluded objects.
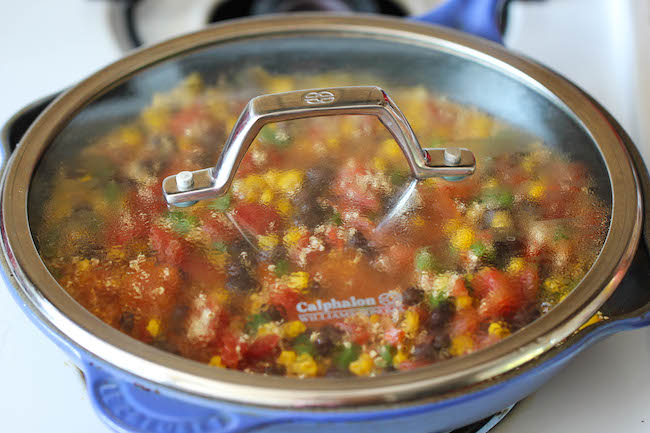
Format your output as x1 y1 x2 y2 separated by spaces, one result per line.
412 0 504 44
83 360 280 433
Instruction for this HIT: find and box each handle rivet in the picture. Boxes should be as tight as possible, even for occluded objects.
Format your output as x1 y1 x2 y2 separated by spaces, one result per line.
177 171 194 191
444 147 462 166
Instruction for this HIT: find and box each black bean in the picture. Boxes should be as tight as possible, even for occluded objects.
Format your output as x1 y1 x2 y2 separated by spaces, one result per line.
491 237 524 269
258 244 288 263
264 364 287 376
413 343 436 360
308 280 323 296
349 231 376 258
511 307 541 330
292 200 329 229
427 300 455 330
402 287 425 306
262 304 286 322
152 339 181 355
432 334 451 351
170 305 189 334
225 260 259 293
119 311 134 333
305 167 335 191
313 325 344 356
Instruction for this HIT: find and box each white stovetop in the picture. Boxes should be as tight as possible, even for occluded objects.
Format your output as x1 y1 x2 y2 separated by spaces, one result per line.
1 1 650 432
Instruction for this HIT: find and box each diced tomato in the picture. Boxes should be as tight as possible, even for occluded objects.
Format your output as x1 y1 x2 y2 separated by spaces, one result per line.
246 334 281 360
384 327 405 345
180 252 224 287
439 177 480 202
197 210 238 243
449 308 480 337
450 278 469 298
149 225 187 266
269 287 302 320
383 244 416 274
339 320 371 345
473 267 526 319
170 105 211 137
220 333 247 369
233 203 282 236
396 360 429 371
478 286 524 320
120 258 181 320
471 268 511 299
514 265 539 305
333 163 381 213
324 226 345 250
105 213 149 246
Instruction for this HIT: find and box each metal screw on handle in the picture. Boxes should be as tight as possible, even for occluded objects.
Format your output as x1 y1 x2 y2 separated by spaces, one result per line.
162 86 476 206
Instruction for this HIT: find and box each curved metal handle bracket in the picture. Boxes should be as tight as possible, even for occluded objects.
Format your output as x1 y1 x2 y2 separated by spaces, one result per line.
163 86 476 206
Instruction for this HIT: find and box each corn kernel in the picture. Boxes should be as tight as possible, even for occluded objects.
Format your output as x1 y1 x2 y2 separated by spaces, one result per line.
491 211 512 229
326 137 340 150
380 138 402 159
107 246 126 261
287 272 310 291
507 257 526 274
146 319 161 338
241 175 266 202
209 356 224 367
183 72 204 95
455 295 473 310
289 353 318 377
392 350 409 366
412 216 426 227
258 234 279 251
449 335 474 356
257 322 281 337
283 227 305 247
275 198 292 216
277 170 304 194
528 181 546 199
263 169 280 185
488 322 511 339
205 250 227 270
450 227 475 251
268 77 294 94
76 259 91 273
579 312 603 331
466 112 493 138
543 277 566 294
177 136 195 152
120 126 142 146
349 353 374 376
371 157 387 172
401 310 420 336
444 219 462 235
260 188 274 204
283 320 307 339
483 178 498 190
369 314 380 324
142 108 169 132
277 350 297 367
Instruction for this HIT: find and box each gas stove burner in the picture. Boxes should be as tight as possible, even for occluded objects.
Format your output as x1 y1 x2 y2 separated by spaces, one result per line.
107 0 436 50
447 404 515 433
211 0 407 22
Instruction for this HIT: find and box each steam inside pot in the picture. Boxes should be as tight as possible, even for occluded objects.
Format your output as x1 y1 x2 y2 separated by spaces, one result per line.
29 71 609 377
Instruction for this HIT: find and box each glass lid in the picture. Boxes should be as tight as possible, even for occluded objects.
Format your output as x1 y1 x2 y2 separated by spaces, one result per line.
23 21 618 382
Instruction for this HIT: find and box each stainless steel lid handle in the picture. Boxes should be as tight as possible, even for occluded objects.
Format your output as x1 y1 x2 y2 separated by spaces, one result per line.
162 86 476 206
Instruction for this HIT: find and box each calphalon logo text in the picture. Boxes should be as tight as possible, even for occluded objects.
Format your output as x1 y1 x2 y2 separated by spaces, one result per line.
296 292 402 322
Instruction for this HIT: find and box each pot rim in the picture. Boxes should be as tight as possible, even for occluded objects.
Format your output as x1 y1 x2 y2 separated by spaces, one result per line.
0 13 642 408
